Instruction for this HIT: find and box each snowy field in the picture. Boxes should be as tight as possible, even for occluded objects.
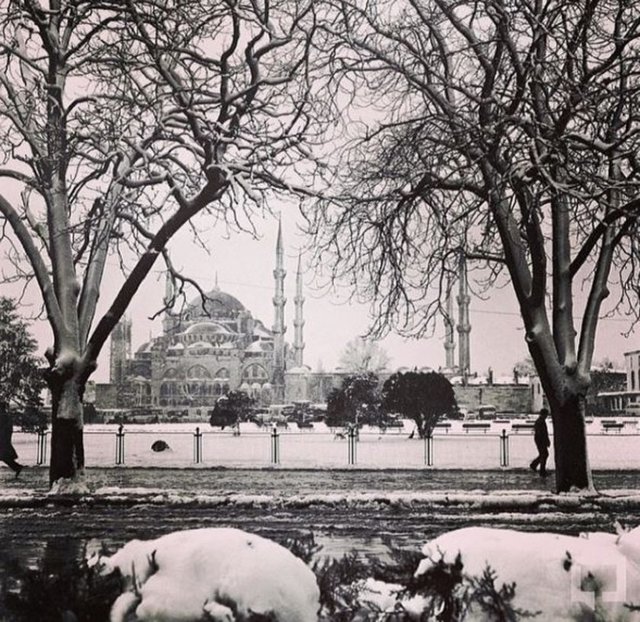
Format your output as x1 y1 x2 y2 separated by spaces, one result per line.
12 417 640 470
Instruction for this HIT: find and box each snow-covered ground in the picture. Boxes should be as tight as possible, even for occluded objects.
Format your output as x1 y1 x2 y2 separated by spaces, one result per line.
8 419 640 469
12 418 640 469
2 464 640 620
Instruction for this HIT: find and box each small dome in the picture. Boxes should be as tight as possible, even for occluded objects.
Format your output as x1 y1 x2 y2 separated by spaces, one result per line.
168 342 185 350
253 323 273 338
188 341 213 350
246 341 267 353
287 365 312 375
136 341 152 354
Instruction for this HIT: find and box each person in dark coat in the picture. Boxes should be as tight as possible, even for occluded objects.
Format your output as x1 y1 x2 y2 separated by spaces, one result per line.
0 411 23 477
530 408 550 477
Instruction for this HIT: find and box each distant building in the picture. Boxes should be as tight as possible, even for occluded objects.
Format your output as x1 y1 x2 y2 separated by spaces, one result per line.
596 350 640 416
96 241 543 419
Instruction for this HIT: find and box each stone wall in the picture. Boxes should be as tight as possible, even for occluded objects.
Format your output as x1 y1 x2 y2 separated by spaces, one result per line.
453 384 533 415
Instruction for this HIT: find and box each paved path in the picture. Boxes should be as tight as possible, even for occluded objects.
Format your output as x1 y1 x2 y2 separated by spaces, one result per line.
2 465 639 494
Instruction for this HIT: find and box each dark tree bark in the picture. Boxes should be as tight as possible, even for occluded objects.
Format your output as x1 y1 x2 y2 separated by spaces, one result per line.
550 396 593 493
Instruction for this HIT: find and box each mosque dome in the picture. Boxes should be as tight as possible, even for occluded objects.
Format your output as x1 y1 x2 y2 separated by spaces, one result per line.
185 290 246 321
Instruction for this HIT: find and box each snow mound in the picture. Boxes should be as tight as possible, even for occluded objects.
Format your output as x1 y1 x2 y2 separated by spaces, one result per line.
416 525 640 621
97 527 319 621
48 475 90 495
350 578 428 619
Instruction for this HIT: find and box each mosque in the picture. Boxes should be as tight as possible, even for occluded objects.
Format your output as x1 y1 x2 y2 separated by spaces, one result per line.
100 222 310 412
97 226 538 418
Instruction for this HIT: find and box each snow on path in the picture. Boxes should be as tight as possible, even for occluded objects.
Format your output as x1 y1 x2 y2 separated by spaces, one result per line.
2 485 640 511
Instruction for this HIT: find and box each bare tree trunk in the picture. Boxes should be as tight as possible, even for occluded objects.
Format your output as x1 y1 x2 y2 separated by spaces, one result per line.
551 394 594 493
48 375 85 487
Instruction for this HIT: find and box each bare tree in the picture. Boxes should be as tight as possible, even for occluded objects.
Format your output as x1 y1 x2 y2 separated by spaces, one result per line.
306 0 640 492
338 336 391 373
0 0 322 487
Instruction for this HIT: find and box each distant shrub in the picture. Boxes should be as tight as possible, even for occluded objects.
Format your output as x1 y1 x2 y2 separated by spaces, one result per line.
13 406 48 433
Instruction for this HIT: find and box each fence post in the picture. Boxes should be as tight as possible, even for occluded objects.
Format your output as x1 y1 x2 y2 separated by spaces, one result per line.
424 432 434 467
115 424 125 465
270 425 280 465
500 429 509 467
36 429 48 465
193 426 203 464
347 424 357 465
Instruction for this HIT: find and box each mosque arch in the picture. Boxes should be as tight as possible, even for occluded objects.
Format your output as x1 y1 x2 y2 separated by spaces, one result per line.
187 364 212 379
242 364 268 382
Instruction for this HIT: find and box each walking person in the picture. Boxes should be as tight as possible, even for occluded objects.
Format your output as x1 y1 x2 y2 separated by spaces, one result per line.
0 410 23 477
530 408 550 477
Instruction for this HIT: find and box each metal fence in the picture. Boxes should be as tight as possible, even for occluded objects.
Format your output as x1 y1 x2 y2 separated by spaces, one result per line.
12 424 640 470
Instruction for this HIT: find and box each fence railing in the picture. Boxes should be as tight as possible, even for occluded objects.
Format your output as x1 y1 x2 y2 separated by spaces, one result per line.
11 424 640 470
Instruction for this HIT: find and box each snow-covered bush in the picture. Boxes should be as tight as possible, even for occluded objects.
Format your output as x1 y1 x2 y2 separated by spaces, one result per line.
416 526 640 621
96 527 320 621
313 546 532 621
0 544 120 622
7 527 640 621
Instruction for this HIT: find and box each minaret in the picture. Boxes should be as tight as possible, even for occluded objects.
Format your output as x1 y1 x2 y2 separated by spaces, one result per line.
444 276 455 369
272 219 287 401
456 252 471 374
162 271 175 335
293 252 305 367
110 316 131 384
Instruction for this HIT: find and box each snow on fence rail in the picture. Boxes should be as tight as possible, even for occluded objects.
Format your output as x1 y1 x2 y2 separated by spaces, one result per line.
9 421 640 470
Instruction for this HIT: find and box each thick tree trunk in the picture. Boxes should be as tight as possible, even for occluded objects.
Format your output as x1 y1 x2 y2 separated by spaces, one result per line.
49 375 85 488
551 394 594 493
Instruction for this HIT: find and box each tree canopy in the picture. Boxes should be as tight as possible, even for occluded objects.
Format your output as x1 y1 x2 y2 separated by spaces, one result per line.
305 0 640 492
382 371 456 439
325 373 381 428
338 337 391 374
0 297 45 413
209 391 255 429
